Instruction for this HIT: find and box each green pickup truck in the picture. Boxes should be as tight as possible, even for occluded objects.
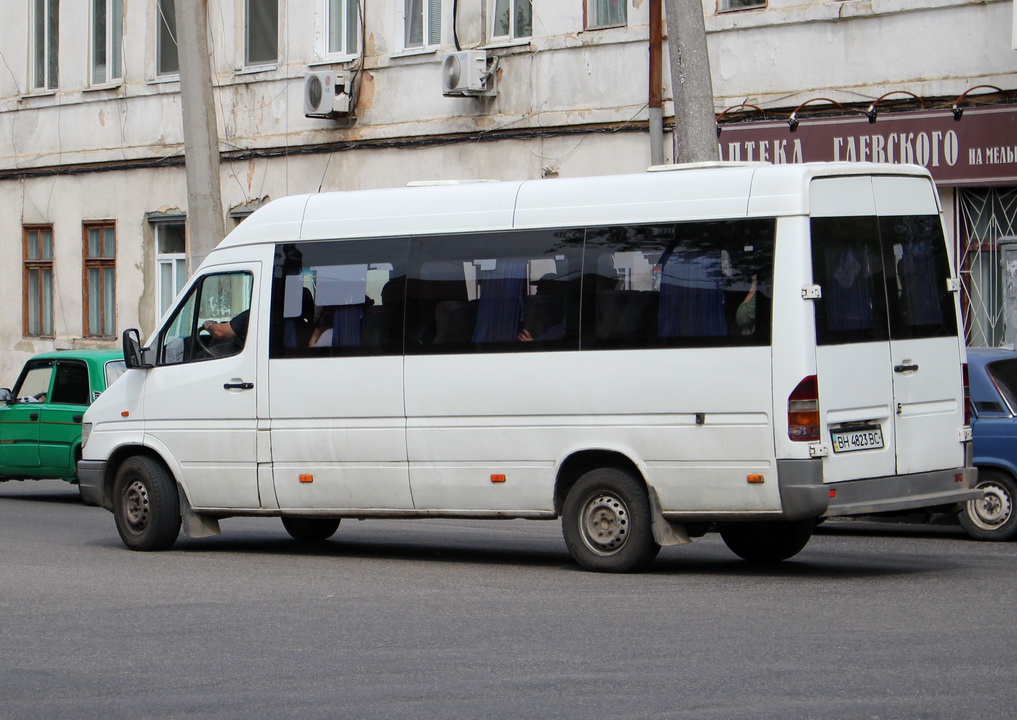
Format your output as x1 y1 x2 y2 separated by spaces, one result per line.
0 350 125 501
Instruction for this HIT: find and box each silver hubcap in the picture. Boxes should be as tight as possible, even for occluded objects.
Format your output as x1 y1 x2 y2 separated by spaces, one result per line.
580 492 629 555
123 479 151 533
967 481 1013 531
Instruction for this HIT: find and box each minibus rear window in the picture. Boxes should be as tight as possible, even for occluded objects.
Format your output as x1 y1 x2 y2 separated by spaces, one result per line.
811 215 957 346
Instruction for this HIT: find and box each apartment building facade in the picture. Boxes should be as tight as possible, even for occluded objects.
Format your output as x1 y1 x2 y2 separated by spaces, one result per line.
1 0 1015 382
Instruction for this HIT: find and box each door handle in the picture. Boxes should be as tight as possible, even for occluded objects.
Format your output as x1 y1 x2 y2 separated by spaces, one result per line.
72 415 83 423
894 363 919 373
223 382 254 390
28 413 39 421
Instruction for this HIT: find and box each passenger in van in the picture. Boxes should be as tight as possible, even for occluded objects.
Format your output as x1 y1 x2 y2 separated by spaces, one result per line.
735 276 757 335
517 273 566 342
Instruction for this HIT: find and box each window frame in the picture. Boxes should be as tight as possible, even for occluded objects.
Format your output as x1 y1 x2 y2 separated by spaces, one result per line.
490 0 532 43
401 0 442 52
31 0 60 91
90 0 123 85
155 0 179 78
153 218 187 322
586 0 627 30
245 0 279 68
717 0 766 13
83 221 117 338
24 225 55 338
324 0 359 59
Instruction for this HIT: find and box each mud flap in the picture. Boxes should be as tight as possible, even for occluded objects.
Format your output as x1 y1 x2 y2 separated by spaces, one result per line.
179 484 222 538
649 486 693 546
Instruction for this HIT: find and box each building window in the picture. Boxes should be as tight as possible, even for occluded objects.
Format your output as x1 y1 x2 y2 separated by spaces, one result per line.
156 0 179 76
246 0 279 66
84 223 116 337
155 220 187 320
327 0 359 56
32 0 60 91
24 226 54 337
588 0 626 29
404 0 441 49
718 0 765 12
91 0 123 84
491 0 531 41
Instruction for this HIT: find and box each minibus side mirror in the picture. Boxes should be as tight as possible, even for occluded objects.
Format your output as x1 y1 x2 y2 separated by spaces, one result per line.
122 329 154 370
0 388 11 404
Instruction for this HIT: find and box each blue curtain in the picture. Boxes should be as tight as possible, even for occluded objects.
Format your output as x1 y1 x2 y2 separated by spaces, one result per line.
898 241 943 327
471 258 527 343
331 305 365 346
824 247 875 332
658 249 726 338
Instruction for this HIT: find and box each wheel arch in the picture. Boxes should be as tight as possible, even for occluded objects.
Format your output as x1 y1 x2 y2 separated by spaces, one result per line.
554 449 647 516
100 444 178 511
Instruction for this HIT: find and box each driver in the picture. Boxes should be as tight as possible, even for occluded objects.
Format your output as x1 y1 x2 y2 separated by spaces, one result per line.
202 310 250 346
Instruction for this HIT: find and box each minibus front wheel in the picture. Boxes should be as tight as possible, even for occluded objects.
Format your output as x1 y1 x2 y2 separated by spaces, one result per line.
112 456 182 552
562 467 660 573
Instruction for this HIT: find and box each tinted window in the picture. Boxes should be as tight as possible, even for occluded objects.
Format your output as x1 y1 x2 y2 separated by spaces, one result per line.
583 219 775 349
811 215 957 346
406 230 584 354
270 239 410 358
49 361 90 405
811 217 889 345
881 216 958 340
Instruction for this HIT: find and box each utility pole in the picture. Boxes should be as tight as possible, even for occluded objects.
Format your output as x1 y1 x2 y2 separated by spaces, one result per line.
175 0 225 274
648 0 665 167
663 0 719 163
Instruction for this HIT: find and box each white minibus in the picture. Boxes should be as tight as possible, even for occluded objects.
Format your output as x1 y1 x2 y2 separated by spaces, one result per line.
79 162 979 572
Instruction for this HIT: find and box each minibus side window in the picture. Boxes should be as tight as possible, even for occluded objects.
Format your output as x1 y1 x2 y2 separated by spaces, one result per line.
406 229 584 355
269 238 410 358
582 219 775 349
159 271 253 364
811 217 890 346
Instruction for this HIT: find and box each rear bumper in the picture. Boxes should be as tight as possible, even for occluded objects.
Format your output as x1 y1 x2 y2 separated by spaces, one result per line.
76 459 107 508
823 466 980 517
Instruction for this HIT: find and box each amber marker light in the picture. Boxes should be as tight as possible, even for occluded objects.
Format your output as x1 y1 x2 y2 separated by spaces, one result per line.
121 411 130 417
747 474 764 484
299 474 314 483
491 474 506 483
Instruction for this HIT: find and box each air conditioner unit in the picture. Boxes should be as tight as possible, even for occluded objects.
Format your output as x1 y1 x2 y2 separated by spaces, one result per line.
441 51 496 97
304 69 352 118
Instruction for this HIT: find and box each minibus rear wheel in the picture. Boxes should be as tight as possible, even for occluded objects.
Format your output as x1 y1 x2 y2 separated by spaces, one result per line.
562 467 660 573
112 456 181 551
719 519 814 563
282 517 341 542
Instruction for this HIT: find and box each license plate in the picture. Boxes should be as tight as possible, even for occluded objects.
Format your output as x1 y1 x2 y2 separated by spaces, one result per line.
831 426 884 453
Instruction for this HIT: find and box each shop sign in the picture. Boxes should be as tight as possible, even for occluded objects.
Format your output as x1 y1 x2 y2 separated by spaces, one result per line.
716 105 1017 186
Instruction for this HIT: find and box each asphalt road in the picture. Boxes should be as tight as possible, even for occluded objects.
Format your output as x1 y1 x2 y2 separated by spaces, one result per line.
2 480 1015 720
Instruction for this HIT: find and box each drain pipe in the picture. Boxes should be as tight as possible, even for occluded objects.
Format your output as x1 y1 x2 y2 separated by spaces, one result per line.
648 0 665 167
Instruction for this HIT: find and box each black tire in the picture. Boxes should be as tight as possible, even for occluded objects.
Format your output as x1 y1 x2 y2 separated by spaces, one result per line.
959 469 1017 541
562 467 660 573
282 517 341 542
112 456 181 551
720 519 814 563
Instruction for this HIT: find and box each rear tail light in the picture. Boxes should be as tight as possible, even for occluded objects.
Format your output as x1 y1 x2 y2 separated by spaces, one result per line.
788 375 820 442
962 362 970 426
